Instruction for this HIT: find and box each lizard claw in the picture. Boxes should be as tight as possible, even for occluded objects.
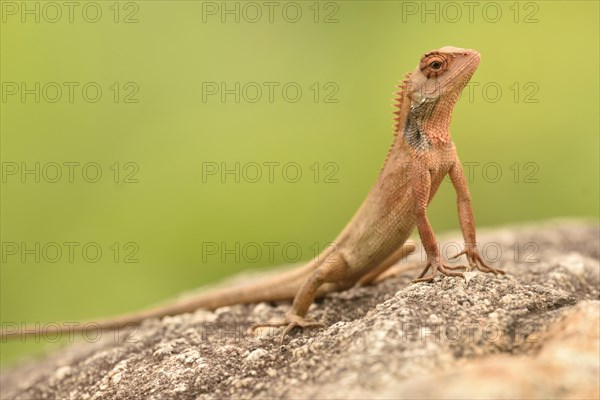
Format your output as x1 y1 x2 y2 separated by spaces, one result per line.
249 315 325 345
412 258 466 283
279 319 324 345
451 247 505 275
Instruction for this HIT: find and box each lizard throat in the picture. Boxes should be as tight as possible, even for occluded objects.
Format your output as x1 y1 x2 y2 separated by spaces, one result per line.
404 94 458 150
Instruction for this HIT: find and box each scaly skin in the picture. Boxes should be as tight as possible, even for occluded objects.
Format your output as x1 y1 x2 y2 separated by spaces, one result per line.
0 46 503 343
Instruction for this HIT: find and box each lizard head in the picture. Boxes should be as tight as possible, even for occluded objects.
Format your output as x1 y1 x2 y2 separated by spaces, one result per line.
395 46 480 145
406 46 480 105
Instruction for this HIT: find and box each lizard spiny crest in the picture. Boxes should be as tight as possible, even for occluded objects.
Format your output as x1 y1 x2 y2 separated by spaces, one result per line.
378 72 413 175
392 72 412 136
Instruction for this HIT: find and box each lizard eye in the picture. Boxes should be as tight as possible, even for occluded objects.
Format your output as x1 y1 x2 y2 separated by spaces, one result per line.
419 53 448 78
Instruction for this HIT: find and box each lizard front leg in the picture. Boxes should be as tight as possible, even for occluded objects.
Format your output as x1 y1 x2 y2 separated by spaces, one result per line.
448 159 505 275
250 252 350 344
411 162 466 283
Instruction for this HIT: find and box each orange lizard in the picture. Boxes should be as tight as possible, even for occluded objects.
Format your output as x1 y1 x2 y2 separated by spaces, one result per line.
0 46 503 343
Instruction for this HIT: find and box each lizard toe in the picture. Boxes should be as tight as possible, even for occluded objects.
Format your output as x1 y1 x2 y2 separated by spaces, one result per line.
279 318 325 345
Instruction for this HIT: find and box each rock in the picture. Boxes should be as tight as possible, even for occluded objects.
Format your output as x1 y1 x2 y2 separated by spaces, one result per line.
381 300 600 400
0 220 598 399
245 348 269 363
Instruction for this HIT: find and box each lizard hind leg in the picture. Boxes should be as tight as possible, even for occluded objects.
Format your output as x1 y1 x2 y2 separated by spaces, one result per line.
357 242 417 286
249 253 350 345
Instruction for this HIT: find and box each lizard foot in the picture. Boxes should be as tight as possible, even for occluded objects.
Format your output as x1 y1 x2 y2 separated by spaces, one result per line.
451 248 505 275
412 259 466 283
249 314 325 345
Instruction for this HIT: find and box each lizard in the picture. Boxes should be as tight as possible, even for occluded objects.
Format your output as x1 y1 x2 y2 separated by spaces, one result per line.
0 46 503 343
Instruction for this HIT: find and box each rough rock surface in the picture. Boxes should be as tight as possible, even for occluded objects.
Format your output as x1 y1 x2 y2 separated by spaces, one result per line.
1 220 599 399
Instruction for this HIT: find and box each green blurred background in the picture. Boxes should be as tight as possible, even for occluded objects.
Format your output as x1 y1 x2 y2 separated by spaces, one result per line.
1 1 598 365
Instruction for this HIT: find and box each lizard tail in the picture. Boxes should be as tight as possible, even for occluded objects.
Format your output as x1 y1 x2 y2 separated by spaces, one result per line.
0 255 327 340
